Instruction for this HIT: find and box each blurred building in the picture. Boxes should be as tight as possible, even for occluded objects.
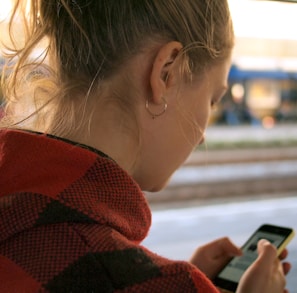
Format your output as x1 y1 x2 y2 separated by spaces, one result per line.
212 0 297 127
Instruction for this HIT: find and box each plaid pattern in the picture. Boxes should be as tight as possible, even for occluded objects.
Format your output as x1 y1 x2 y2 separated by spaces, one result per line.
0 130 219 292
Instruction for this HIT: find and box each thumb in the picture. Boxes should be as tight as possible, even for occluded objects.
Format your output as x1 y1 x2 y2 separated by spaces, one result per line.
257 239 277 263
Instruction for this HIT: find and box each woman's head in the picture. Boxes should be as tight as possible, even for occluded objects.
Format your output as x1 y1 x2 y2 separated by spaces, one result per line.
2 0 234 190
3 0 233 129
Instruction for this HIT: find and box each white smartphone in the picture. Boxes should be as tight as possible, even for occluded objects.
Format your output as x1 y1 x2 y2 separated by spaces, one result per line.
213 224 295 293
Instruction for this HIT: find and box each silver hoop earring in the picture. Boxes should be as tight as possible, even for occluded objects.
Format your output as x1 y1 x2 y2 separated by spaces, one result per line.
145 97 168 119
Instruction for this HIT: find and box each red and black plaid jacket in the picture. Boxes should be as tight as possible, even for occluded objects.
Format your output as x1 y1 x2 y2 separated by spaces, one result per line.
0 129 219 292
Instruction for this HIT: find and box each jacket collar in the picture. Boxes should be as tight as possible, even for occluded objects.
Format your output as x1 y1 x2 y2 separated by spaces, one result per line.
0 129 151 243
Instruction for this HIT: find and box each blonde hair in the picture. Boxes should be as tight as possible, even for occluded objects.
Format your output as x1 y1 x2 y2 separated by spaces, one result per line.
1 0 234 136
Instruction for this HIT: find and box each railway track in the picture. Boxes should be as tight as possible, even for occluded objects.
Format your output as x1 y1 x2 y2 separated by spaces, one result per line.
146 147 297 204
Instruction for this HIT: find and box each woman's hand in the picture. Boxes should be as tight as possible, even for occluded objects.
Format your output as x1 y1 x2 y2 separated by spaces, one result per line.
236 239 291 293
190 237 242 279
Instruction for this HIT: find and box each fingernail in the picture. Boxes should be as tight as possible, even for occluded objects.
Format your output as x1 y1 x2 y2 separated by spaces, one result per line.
258 239 270 246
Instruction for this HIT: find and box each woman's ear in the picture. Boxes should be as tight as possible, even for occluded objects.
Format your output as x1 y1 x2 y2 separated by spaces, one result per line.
150 41 183 105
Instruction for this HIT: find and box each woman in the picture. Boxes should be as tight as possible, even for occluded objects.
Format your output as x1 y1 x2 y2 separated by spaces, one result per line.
0 0 291 292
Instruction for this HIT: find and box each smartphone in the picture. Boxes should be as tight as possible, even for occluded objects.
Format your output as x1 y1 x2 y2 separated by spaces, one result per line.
213 224 295 293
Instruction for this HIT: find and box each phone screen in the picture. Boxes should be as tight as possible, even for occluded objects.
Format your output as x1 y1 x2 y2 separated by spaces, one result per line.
214 224 294 292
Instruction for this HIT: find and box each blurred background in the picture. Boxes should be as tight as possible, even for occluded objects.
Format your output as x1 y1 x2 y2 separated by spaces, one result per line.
214 0 297 128
1 0 297 291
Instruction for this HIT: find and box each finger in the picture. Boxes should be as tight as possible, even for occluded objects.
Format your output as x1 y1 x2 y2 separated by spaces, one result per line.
218 237 242 257
279 248 288 260
257 239 277 263
282 262 291 275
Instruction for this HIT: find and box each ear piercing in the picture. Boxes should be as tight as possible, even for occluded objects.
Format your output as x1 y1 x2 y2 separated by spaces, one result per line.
145 97 168 119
